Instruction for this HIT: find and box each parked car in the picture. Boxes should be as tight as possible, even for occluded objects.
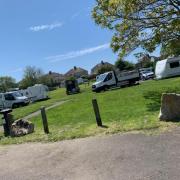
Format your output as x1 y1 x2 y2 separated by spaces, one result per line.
92 70 140 92
0 91 29 109
140 70 154 80
155 56 180 79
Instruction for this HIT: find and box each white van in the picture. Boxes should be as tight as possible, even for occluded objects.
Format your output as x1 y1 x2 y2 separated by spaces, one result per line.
92 70 140 92
155 56 180 79
0 92 29 110
20 84 49 102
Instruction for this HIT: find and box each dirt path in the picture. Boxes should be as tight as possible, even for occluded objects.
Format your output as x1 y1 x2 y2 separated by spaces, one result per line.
0 127 179 180
0 100 68 133
23 100 69 120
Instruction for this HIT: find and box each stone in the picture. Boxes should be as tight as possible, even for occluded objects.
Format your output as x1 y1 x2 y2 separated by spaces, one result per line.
10 119 34 137
159 93 180 121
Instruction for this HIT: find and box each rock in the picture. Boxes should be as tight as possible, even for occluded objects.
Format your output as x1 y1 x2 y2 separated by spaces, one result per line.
10 119 34 137
159 93 180 121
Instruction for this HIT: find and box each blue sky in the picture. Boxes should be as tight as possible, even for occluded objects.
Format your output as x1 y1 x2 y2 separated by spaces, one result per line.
0 0 160 81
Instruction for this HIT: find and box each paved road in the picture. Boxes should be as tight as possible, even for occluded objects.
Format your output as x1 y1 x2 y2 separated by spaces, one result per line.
0 128 179 180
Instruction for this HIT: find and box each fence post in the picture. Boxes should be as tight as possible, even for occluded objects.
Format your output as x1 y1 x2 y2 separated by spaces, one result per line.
40 106 49 134
0 109 12 137
92 99 102 127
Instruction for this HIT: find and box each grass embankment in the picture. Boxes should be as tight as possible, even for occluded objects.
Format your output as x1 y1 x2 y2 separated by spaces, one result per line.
0 77 180 144
0 88 68 122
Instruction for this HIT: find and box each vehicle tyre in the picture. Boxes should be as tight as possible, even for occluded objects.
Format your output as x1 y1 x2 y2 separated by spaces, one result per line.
12 103 19 109
103 86 109 91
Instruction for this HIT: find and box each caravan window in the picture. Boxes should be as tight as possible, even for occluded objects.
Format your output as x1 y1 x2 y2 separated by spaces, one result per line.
169 61 180 68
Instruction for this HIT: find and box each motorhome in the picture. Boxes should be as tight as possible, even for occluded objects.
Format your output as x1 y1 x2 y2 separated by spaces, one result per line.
155 56 180 79
20 84 49 102
92 70 140 92
0 91 29 110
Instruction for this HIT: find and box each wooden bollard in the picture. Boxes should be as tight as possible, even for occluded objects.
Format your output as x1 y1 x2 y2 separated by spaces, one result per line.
40 106 49 134
92 99 102 126
0 109 12 137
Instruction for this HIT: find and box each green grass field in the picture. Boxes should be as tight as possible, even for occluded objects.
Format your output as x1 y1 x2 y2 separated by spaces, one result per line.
0 77 180 144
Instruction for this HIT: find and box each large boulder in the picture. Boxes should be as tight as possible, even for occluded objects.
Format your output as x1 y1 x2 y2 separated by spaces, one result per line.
10 119 34 137
159 93 180 121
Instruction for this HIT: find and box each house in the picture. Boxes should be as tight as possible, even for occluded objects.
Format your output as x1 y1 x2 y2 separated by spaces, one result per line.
42 71 65 87
65 66 88 78
91 61 114 75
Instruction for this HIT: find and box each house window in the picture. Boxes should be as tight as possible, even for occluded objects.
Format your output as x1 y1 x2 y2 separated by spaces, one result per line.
169 61 180 68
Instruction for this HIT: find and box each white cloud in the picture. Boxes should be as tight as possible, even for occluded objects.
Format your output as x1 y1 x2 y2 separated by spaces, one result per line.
30 22 63 32
46 43 110 63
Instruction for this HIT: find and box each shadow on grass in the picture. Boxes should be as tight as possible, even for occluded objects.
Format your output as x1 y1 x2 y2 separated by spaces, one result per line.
143 87 180 112
143 91 162 112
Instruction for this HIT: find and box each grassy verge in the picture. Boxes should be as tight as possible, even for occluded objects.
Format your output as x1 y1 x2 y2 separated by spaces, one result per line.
0 77 180 144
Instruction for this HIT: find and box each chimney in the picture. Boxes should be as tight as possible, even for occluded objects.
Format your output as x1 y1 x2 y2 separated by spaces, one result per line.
74 66 77 70
101 60 104 65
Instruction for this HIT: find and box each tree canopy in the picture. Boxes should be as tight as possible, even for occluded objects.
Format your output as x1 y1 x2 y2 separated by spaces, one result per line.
19 66 43 89
115 59 135 71
92 0 180 58
0 76 17 92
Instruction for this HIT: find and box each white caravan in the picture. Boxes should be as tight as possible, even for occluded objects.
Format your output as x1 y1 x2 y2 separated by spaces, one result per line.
20 84 49 102
155 56 180 79
0 92 29 110
92 70 140 92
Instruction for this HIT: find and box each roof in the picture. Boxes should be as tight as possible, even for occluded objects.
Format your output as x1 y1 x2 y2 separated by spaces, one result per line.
65 67 88 77
91 61 114 74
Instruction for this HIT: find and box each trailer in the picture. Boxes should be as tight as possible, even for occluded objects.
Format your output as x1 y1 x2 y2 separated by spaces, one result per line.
20 84 49 102
155 56 180 79
92 70 140 92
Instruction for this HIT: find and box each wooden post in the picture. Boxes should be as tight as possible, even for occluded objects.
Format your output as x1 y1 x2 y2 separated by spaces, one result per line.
0 109 12 137
40 106 49 134
92 99 102 126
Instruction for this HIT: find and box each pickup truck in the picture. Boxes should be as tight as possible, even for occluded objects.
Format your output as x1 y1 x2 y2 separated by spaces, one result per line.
92 70 140 92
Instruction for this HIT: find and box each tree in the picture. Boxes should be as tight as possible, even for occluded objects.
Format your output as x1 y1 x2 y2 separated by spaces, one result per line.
115 58 135 71
19 66 43 89
0 76 17 92
134 53 154 68
92 0 180 58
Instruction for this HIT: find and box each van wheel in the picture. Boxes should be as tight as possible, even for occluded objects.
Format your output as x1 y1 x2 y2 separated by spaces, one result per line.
104 86 109 91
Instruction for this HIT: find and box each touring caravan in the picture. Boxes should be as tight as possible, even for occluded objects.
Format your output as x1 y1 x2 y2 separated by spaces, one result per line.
155 57 180 79
0 92 29 110
20 84 49 102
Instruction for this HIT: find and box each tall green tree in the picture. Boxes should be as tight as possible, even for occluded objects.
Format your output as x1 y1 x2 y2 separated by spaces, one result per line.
92 0 180 57
0 76 17 92
115 58 135 71
20 66 43 89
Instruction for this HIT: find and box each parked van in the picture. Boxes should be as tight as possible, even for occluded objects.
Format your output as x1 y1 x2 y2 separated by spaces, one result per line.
20 84 49 102
92 70 140 92
155 56 180 79
0 92 29 110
